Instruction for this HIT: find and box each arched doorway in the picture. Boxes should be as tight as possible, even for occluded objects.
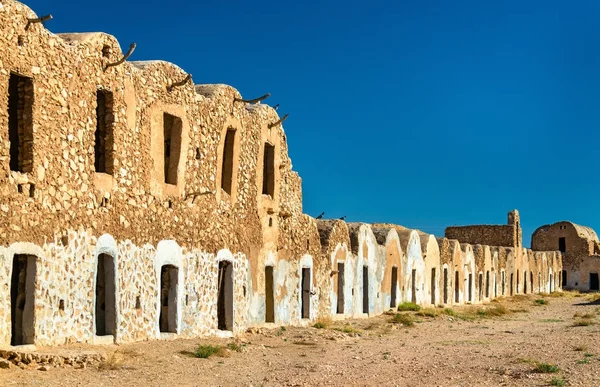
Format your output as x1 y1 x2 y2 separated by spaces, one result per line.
218 261 234 330
95 253 117 337
159 265 179 333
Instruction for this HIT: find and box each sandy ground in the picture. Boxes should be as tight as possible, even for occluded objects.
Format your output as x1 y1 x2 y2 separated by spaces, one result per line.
1 292 600 386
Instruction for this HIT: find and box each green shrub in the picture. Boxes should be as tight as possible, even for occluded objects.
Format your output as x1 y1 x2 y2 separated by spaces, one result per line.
226 342 243 352
397 302 420 312
391 313 414 326
534 362 560 373
550 376 566 386
194 345 223 359
416 308 439 317
535 299 549 305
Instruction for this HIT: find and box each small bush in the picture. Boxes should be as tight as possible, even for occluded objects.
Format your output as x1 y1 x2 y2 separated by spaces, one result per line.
342 325 360 334
550 376 566 386
313 316 332 329
442 308 456 317
572 319 595 327
534 362 560 373
535 299 549 305
391 313 414 326
333 325 361 335
477 305 508 317
226 342 244 352
194 345 223 359
546 292 567 298
416 308 439 318
397 302 420 312
99 351 124 370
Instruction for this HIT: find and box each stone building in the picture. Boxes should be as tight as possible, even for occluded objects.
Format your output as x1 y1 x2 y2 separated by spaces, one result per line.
532 221 600 291
443 210 562 301
0 0 563 349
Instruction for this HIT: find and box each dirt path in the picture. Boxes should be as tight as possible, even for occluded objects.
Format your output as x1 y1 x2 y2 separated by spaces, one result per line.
1 293 600 386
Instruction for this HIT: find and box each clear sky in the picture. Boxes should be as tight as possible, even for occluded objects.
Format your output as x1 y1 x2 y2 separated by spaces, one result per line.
24 0 600 247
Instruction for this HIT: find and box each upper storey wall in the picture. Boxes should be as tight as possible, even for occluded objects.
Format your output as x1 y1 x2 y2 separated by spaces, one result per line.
0 0 302 253
445 225 516 248
444 210 522 249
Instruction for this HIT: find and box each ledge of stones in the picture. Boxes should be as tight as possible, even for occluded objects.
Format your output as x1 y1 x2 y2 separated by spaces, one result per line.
0 349 106 370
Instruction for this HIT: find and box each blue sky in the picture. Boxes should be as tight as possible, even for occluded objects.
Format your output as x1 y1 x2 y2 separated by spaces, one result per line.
25 0 600 246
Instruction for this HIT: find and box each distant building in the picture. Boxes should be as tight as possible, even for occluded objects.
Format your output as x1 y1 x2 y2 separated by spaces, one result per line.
532 221 600 291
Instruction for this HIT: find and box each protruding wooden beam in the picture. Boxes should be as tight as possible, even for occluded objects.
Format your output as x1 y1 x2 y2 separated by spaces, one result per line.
26 14 52 30
233 93 270 104
268 113 289 129
167 74 192 92
105 43 136 71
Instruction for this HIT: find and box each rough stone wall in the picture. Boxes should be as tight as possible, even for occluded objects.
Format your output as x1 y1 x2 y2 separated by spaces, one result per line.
445 225 516 249
0 0 316 346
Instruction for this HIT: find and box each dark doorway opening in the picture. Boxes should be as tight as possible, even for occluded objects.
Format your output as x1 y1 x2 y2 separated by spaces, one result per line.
516 270 520 294
590 273 599 291
523 271 527 294
510 273 514 296
558 237 566 253
530 272 534 292
494 273 498 297
468 273 473 302
265 266 274 323
454 270 459 303
549 273 553 293
443 268 448 304
337 263 345 314
485 271 490 298
478 273 483 301
95 253 116 336
431 268 436 305
218 261 233 330
301 268 311 319
411 269 417 304
502 271 505 295
363 266 369 314
221 129 236 194
159 265 178 333
390 267 398 308
562 270 567 288
11 254 36 346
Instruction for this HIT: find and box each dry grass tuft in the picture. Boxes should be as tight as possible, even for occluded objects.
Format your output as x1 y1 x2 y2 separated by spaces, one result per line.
313 316 332 329
415 308 440 318
572 318 595 327
99 351 125 370
391 313 415 326
193 344 230 358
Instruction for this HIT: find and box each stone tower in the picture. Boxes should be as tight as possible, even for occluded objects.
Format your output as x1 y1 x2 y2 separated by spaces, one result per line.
508 210 522 247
